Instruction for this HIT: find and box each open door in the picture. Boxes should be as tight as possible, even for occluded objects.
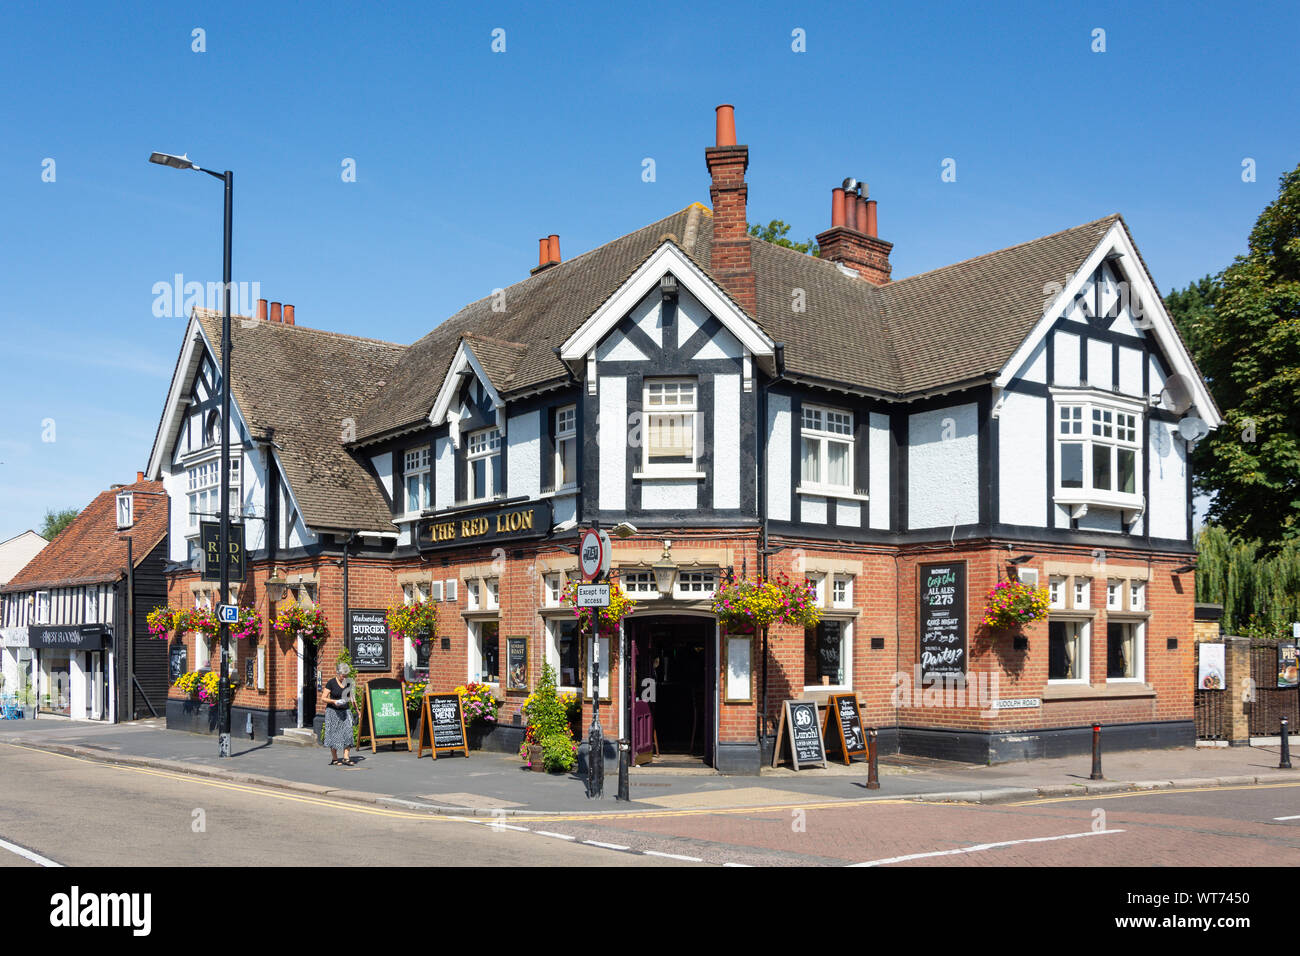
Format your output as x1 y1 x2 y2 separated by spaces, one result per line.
631 628 654 765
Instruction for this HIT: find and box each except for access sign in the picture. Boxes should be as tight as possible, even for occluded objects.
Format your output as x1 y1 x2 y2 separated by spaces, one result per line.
575 584 611 608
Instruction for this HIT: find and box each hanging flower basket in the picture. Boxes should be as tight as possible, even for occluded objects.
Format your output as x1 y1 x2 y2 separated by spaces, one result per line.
983 581 1050 630
177 608 219 639
386 600 438 646
711 573 821 631
232 606 263 641
561 580 636 633
273 604 328 646
147 605 181 640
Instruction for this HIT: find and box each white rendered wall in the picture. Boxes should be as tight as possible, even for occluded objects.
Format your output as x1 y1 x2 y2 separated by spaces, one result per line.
908 403 979 530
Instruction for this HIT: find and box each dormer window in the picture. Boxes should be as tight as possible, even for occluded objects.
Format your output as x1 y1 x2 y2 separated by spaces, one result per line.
466 427 502 502
1053 391 1143 513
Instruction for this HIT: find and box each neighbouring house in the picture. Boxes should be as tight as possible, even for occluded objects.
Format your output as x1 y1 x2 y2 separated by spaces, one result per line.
0 477 169 721
144 105 1218 769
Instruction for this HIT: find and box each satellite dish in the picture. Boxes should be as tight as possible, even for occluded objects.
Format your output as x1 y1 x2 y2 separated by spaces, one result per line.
1160 373 1195 414
1177 416 1210 442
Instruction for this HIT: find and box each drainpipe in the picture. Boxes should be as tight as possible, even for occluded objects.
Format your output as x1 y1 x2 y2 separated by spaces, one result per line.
758 345 786 751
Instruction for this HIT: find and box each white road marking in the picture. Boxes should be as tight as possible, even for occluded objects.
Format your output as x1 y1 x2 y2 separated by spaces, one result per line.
643 850 704 862
534 830 577 841
722 861 752 867
850 829 1125 866
0 836 62 868
584 840 631 850
1273 815 1300 821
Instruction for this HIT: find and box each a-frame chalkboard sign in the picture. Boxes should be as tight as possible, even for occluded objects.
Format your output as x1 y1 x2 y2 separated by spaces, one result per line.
821 692 867 765
416 692 470 759
357 678 412 753
772 699 827 770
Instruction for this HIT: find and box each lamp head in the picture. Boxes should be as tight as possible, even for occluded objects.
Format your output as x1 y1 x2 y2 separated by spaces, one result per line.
149 151 199 171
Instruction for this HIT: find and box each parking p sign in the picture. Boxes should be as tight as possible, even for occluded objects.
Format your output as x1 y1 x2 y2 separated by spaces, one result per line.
217 604 239 624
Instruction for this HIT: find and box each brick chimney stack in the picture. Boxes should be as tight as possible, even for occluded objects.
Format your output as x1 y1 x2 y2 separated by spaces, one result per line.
816 180 893 285
705 104 756 314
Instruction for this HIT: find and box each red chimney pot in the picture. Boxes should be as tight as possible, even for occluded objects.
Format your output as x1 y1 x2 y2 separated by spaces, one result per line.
865 199 878 237
844 194 858 232
831 188 846 228
547 234 561 264
269 302 282 323
136 471 144 483
538 238 549 266
256 298 268 321
857 196 868 232
715 104 736 147
284 304 295 325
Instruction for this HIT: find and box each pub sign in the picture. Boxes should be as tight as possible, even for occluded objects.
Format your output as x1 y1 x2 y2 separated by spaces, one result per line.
416 501 551 553
200 520 246 583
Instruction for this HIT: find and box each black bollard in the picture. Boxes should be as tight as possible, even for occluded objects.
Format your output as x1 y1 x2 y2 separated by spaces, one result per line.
866 727 880 789
1090 723 1103 780
1281 718 1292 770
617 738 630 801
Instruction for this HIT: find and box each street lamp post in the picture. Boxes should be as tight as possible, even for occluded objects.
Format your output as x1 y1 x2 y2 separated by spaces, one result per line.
149 152 235 757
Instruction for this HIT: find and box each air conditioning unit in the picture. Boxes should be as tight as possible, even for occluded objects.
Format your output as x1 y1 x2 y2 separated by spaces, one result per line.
444 579 458 602
429 580 444 602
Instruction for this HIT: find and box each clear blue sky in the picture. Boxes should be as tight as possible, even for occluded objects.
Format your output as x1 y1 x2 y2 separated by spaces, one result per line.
2 0 1297 540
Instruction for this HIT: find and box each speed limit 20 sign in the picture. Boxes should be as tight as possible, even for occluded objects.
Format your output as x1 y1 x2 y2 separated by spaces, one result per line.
579 528 612 581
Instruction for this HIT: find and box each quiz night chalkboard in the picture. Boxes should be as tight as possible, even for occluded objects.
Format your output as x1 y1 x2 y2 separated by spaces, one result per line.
417 693 469 759
919 561 967 682
360 680 411 752
772 699 827 770
822 693 866 764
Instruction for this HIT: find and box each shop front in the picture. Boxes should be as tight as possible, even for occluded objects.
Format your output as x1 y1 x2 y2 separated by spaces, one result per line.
28 624 112 721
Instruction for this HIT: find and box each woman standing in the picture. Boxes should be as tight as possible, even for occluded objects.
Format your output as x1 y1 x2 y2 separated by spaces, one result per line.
323 662 355 766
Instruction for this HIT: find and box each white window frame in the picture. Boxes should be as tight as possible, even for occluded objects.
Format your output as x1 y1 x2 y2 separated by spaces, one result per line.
1048 576 1067 610
1047 618 1090 685
545 617 582 692
555 405 578 490
1073 577 1091 610
1130 581 1146 611
798 403 855 496
806 572 827 608
485 578 500 611
1052 390 1144 511
674 570 718 599
831 575 853 609
403 446 431 515
187 457 241 530
543 573 563 607
621 571 659 599
35 591 50 625
1106 619 1145 683
465 579 481 611
803 617 852 692
1106 579 1123 611
402 582 430 673
465 427 502 503
468 619 501 686
641 379 701 476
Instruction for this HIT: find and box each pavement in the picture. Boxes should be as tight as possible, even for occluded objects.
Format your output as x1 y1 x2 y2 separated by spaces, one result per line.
1 716 1295 816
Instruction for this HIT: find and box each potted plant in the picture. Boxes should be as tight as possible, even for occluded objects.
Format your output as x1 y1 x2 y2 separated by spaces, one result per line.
982 581 1049 631
518 664 576 773
561 580 636 634
232 606 264 643
711 572 821 631
387 599 437 668
455 682 501 748
147 605 181 640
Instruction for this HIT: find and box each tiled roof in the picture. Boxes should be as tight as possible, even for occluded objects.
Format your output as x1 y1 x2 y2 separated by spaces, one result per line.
353 207 1119 441
1 480 168 592
191 312 407 533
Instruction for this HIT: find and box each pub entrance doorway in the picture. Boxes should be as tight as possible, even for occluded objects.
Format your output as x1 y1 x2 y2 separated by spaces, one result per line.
628 615 715 768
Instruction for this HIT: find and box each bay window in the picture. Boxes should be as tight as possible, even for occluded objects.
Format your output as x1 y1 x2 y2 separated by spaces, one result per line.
466 427 502 502
1054 394 1142 509
187 458 241 528
404 446 431 513
800 404 854 493
643 379 698 472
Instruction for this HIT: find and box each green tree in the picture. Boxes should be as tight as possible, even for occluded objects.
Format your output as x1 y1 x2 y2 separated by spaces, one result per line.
748 220 819 256
1164 273 1218 361
39 508 78 541
1176 163 1300 548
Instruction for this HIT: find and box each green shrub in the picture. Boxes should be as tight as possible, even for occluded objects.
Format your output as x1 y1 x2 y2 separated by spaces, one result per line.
541 733 578 773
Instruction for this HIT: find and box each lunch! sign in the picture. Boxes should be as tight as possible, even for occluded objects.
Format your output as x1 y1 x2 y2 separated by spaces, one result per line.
416 501 551 553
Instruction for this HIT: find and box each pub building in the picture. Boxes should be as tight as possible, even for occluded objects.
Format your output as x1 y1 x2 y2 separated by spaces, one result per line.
0 477 170 722
145 105 1217 771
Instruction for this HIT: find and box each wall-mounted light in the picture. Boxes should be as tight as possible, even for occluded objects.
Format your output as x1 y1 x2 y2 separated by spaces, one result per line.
1008 554 1034 565
265 569 288 602
652 546 677 595
1173 563 1196 574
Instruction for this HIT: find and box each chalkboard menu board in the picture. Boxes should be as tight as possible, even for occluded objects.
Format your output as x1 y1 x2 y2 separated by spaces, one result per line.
919 561 967 682
360 681 411 751
347 609 390 672
506 636 528 692
169 641 187 683
417 693 469 759
824 693 866 764
772 700 827 770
